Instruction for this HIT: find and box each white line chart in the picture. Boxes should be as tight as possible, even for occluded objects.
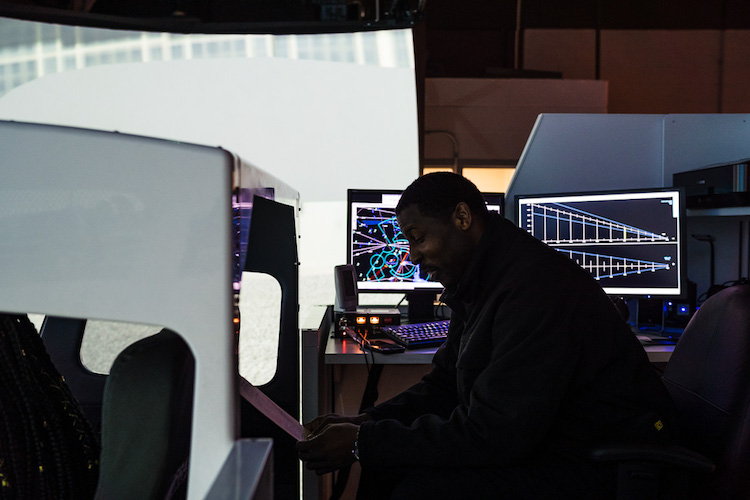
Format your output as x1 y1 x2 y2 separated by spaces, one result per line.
557 248 671 281
524 202 675 281
526 202 670 244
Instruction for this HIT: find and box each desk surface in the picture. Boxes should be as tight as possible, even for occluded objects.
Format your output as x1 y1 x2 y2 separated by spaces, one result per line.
325 337 674 365
325 337 437 365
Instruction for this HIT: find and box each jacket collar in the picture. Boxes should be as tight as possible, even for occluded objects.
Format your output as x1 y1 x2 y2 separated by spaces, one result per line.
440 213 506 317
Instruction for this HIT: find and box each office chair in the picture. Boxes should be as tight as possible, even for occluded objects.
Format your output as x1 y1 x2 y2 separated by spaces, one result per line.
592 284 750 500
95 329 195 500
40 317 107 433
661 283 750 498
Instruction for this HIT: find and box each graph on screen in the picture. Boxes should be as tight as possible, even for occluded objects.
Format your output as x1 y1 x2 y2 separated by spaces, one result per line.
517 189 685 296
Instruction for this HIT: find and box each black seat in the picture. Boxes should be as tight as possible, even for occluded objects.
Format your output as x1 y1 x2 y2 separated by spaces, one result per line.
40 317 107 433
592 284 750 499
95 329 195 500
661 284 750 499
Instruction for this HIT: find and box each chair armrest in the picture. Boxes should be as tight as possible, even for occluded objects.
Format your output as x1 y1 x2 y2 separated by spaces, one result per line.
589 443 715 474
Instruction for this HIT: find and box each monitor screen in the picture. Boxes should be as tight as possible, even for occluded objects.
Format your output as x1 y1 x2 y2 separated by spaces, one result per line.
516 188 686 297
347 189 504 292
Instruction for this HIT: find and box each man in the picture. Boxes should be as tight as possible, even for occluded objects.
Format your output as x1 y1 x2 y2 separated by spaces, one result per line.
298 173 677 499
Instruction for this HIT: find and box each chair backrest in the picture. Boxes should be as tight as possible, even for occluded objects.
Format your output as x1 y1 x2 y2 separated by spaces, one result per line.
662 284 750 499
95 329 195 500
40 317 107 433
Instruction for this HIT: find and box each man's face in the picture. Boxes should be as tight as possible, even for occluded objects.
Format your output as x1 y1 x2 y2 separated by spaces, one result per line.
397 204 475 289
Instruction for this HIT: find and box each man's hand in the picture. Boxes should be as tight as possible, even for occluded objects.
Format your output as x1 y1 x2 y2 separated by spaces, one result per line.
296 422 361 475
303 413 371 439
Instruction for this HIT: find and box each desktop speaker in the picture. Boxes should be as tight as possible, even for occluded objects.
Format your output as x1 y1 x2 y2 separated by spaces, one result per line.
338 307 401 337
334 264 358 312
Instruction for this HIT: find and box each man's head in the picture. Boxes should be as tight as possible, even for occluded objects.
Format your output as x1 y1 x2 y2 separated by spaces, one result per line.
395 173 488 288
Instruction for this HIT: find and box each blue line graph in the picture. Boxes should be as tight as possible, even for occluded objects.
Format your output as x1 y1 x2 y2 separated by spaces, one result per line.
352 207 418 282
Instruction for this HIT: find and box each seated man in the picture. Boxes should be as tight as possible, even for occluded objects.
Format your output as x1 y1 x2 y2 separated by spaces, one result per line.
297 173 677 499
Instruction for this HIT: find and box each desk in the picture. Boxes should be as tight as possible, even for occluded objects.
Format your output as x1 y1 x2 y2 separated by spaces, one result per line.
322 321 676 420
642 344 675 364
325 337 436 365
326 336 675 365
305 307 676 500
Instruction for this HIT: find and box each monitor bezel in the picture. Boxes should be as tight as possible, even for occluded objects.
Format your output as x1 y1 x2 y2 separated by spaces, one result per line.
514 186 688 299
347 188 504 293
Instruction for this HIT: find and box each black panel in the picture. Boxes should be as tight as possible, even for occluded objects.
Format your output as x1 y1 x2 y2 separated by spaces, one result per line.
424 0 516 30
239 195 300 500
598 0 723 30
724 0 750 29
520 0 599 29
5 0 750 32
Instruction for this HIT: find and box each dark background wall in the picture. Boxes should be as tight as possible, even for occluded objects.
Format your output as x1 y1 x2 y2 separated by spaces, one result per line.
422 0 750 78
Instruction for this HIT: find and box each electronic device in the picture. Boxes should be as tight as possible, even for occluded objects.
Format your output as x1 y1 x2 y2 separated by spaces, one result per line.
334 264 359 312
335 264 401 336
346 188 504 320
367 339 406 354
516 188 687 298
336 307 401 338
379 319 450 349
673 159 749 209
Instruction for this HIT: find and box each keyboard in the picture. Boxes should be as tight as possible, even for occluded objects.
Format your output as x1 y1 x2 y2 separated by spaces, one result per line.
378 320 450 349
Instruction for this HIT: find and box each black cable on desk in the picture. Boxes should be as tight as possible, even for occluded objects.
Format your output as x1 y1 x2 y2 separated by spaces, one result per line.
330 327 383 500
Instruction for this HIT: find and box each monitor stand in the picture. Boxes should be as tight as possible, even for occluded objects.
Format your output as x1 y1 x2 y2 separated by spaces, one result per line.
633 297 666 334
406 291 438 323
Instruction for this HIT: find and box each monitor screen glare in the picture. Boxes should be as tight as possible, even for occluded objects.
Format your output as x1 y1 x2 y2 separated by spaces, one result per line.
516 189 684 297
348 189 503 292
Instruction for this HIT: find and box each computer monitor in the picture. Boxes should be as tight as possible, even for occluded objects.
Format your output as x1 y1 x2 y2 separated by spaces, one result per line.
516 188 686 298
347 189 504 294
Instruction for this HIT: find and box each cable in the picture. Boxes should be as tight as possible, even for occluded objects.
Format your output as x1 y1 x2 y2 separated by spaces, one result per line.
395 294 407 309
330 327 379 500
358 333 375 373
341 325 375 373
434 299 450 320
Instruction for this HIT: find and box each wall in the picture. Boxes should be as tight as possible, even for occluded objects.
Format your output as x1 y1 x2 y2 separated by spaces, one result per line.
523 29 750 114
664 114 750 297
422 77 608 193
421 0 750 81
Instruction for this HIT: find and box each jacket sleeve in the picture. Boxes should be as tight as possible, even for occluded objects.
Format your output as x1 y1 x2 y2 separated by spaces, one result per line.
365 334 461 425
357 284 587 469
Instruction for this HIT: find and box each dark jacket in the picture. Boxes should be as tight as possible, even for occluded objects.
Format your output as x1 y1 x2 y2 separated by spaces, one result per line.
358 214 676 469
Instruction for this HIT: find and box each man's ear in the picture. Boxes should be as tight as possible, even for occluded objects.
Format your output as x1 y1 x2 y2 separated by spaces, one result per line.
453 202 473 231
